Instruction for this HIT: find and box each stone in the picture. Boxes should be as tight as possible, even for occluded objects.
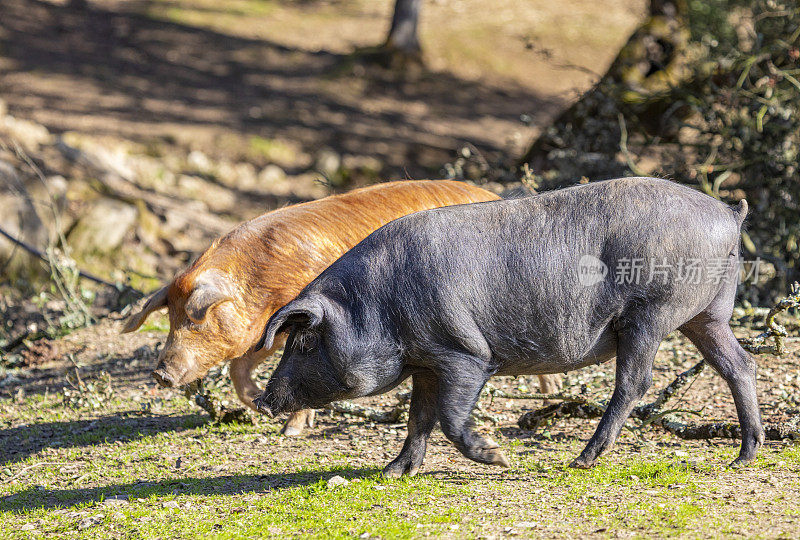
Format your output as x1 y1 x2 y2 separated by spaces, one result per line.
102 495 129 506
258 164 286 186
0 116 51 151
326 475 349 489
68 198 138 254
187 150 212 172
314 148 341 178
0 160 49 276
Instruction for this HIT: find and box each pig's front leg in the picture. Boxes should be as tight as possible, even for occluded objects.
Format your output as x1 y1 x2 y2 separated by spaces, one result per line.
231 349 270 410
570 326 658 469
383 370 439 478
436 358 510 468
230 336 314 436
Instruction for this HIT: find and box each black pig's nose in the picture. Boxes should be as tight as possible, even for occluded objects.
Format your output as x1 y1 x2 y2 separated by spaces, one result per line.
152 369 174 388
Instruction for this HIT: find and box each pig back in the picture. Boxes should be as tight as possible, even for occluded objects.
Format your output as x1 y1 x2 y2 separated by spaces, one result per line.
321 177 745 371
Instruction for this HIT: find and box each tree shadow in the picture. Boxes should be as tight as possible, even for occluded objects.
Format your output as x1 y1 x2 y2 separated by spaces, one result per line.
0 0 555 176
0 466 380 512
0 411 208 465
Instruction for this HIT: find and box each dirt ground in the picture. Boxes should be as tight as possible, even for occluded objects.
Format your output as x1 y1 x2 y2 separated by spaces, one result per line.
0 0 645 177
3 1 800 537
2 314 799 538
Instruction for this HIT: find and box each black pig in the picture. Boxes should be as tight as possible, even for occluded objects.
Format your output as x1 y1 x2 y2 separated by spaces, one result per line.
254 177 763 476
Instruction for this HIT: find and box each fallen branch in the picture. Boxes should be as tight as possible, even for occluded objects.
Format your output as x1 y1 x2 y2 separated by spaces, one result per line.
183 380 252 425
326 392 411 423
0 225 137 295
637 360 706 420
738 282 800 355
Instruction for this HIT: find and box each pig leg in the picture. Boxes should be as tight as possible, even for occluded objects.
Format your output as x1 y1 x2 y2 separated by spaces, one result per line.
231 350 269 410
282 409 316 437
570 328 658 469
680 320 764 466
538 374 563 405
231 338 314 436
383 371 439 478
436 364 510 468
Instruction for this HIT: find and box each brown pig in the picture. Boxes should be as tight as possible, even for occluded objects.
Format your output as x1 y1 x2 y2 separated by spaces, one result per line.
121 179 562 435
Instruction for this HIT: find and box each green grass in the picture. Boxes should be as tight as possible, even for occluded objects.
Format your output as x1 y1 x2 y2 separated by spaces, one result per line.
3 390 800 538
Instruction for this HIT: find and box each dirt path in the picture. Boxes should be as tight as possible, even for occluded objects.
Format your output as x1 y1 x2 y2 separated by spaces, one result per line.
0 0 644 177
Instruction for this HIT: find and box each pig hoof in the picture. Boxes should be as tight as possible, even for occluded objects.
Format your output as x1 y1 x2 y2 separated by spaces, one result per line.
382 458 421 478
281 424 304 437
568 457 596 469
484 447 510 468
729 456 755 468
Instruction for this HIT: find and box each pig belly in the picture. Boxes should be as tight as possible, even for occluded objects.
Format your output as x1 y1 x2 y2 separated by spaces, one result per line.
495 325 618 376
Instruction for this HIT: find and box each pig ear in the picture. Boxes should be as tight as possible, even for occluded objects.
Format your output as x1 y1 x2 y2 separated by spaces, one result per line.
185 281 235 324
120 286 169 334
256 297 324 352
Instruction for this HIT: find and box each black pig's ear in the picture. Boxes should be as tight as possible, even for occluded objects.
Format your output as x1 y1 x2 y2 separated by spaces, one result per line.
257 297 324 352
121 286 168 334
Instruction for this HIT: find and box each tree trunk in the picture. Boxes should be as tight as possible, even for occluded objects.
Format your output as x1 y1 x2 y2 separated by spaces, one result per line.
353 0 424 71
385 0 422 56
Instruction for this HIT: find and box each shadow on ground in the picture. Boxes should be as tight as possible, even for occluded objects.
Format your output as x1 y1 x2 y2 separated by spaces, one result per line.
0 0 553 175
0 412 207 465
0 467 380 512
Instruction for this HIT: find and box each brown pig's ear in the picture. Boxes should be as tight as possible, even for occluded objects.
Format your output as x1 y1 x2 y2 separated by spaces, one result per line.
121 286 169 334
184 282 235 324
257 297 324 352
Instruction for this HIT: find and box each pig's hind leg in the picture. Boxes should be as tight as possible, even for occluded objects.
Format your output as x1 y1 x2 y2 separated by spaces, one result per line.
570 324 659 469
679 319 764 466
435 359 510 468
383 370 439 478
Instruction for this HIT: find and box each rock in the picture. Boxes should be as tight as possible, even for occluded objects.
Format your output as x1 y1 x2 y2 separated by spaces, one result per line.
68 198 137 254
342 154 382 177
20 523 35 531
78 516 103 530
0 116 52 151
187 150 212 172
314 148 341 178
102 495 129 506
0 160 50 276
258 164 286 186
326 475 349 489
162 500 180 509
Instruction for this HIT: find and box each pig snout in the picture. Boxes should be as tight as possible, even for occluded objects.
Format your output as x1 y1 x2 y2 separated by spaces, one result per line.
253 376 300 417
151 364 175 387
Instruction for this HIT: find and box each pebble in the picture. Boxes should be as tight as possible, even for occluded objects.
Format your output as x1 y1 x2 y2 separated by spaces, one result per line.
102 495 129 506
162 500 180 509
327 475 350 488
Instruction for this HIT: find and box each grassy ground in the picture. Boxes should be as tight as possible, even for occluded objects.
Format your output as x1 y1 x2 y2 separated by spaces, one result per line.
2 1 799 538
2 318 799 538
